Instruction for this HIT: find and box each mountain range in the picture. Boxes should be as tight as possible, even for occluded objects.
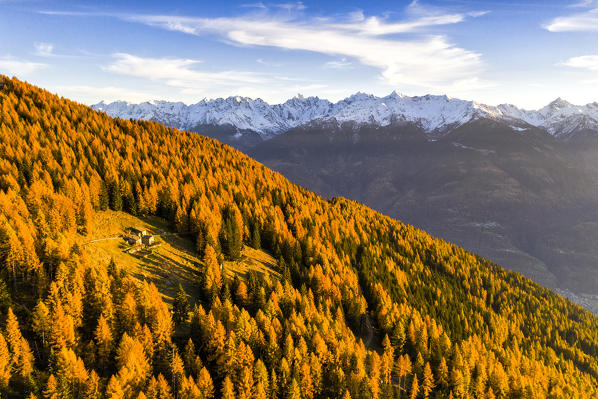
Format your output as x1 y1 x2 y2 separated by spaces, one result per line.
93 92 598 146
94 92 598 313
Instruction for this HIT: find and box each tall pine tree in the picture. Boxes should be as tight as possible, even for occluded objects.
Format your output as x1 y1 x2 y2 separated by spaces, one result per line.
173 284 190 327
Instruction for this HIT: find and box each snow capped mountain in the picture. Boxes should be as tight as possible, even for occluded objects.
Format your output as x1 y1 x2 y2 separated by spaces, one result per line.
273 94 333 127
508 97 598 137
94 95 332 138
496 98 598 138
92 92 598 140
321 91 502 133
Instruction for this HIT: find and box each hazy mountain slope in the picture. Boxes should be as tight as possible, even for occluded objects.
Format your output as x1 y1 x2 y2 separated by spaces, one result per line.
250 119 598 296
2 75 598 397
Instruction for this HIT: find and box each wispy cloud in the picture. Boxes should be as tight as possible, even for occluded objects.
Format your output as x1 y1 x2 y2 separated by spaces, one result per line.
34 42 54 57
274 2 306 12
104 53 265 88
0 57 46 75
571 0 598 7
330 13 468 35
406 0 488 21
97 52 334 102
125 5 487 91
39 10 115 17
256 58 283 67
323 58 353 69
241 2 267 9
42 3 487 91
38 2 490 97
545 3 598 31
334 1 488 36
562 54 598 70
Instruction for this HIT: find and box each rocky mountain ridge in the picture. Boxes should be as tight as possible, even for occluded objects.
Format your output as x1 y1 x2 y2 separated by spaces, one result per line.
93 92 598 140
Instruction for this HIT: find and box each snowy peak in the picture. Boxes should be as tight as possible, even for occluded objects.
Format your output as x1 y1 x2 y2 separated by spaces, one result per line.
276 95 332 125
320 92 500 132
493 98 598 137
545 97 573 110
92 93 598 140
94 95 333 137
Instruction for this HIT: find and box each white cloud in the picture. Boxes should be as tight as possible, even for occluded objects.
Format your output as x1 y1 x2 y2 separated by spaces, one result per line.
38 4 491 102
545 6 598 31
406 0 488 21
257 58 283 67
274 2 306 12
34 42 54 57
562 54 598 70
241 2 267 9
331 13 467 35
468 11 489 18
129 7 487 91
101 53 329 102
336 1 488 36
571 0 598 7
0 57 46 75
104 53 265 87
323 58 352 69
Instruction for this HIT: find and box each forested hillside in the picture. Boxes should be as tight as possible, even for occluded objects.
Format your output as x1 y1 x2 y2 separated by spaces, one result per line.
0 75 597 398
249 118 598 303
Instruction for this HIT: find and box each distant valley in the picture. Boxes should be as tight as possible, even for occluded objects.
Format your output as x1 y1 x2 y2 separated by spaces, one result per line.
251 119 598 312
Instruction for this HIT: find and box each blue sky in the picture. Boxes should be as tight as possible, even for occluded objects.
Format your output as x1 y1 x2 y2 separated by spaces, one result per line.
1 0 598 108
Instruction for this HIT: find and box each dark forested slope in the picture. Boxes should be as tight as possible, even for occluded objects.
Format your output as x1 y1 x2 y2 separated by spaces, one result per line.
0 75 597 398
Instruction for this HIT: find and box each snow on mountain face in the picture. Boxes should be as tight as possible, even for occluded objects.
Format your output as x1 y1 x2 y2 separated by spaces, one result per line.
497 99 598 137
92 93 598 139
93 95 333 138
322 92 502 132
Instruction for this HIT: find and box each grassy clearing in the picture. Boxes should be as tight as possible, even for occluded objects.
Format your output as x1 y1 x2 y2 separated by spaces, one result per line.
223 246 281 280
80 210 279 304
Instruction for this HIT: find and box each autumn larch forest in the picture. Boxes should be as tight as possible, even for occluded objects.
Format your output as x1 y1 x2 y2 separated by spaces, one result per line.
0 75 597 399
